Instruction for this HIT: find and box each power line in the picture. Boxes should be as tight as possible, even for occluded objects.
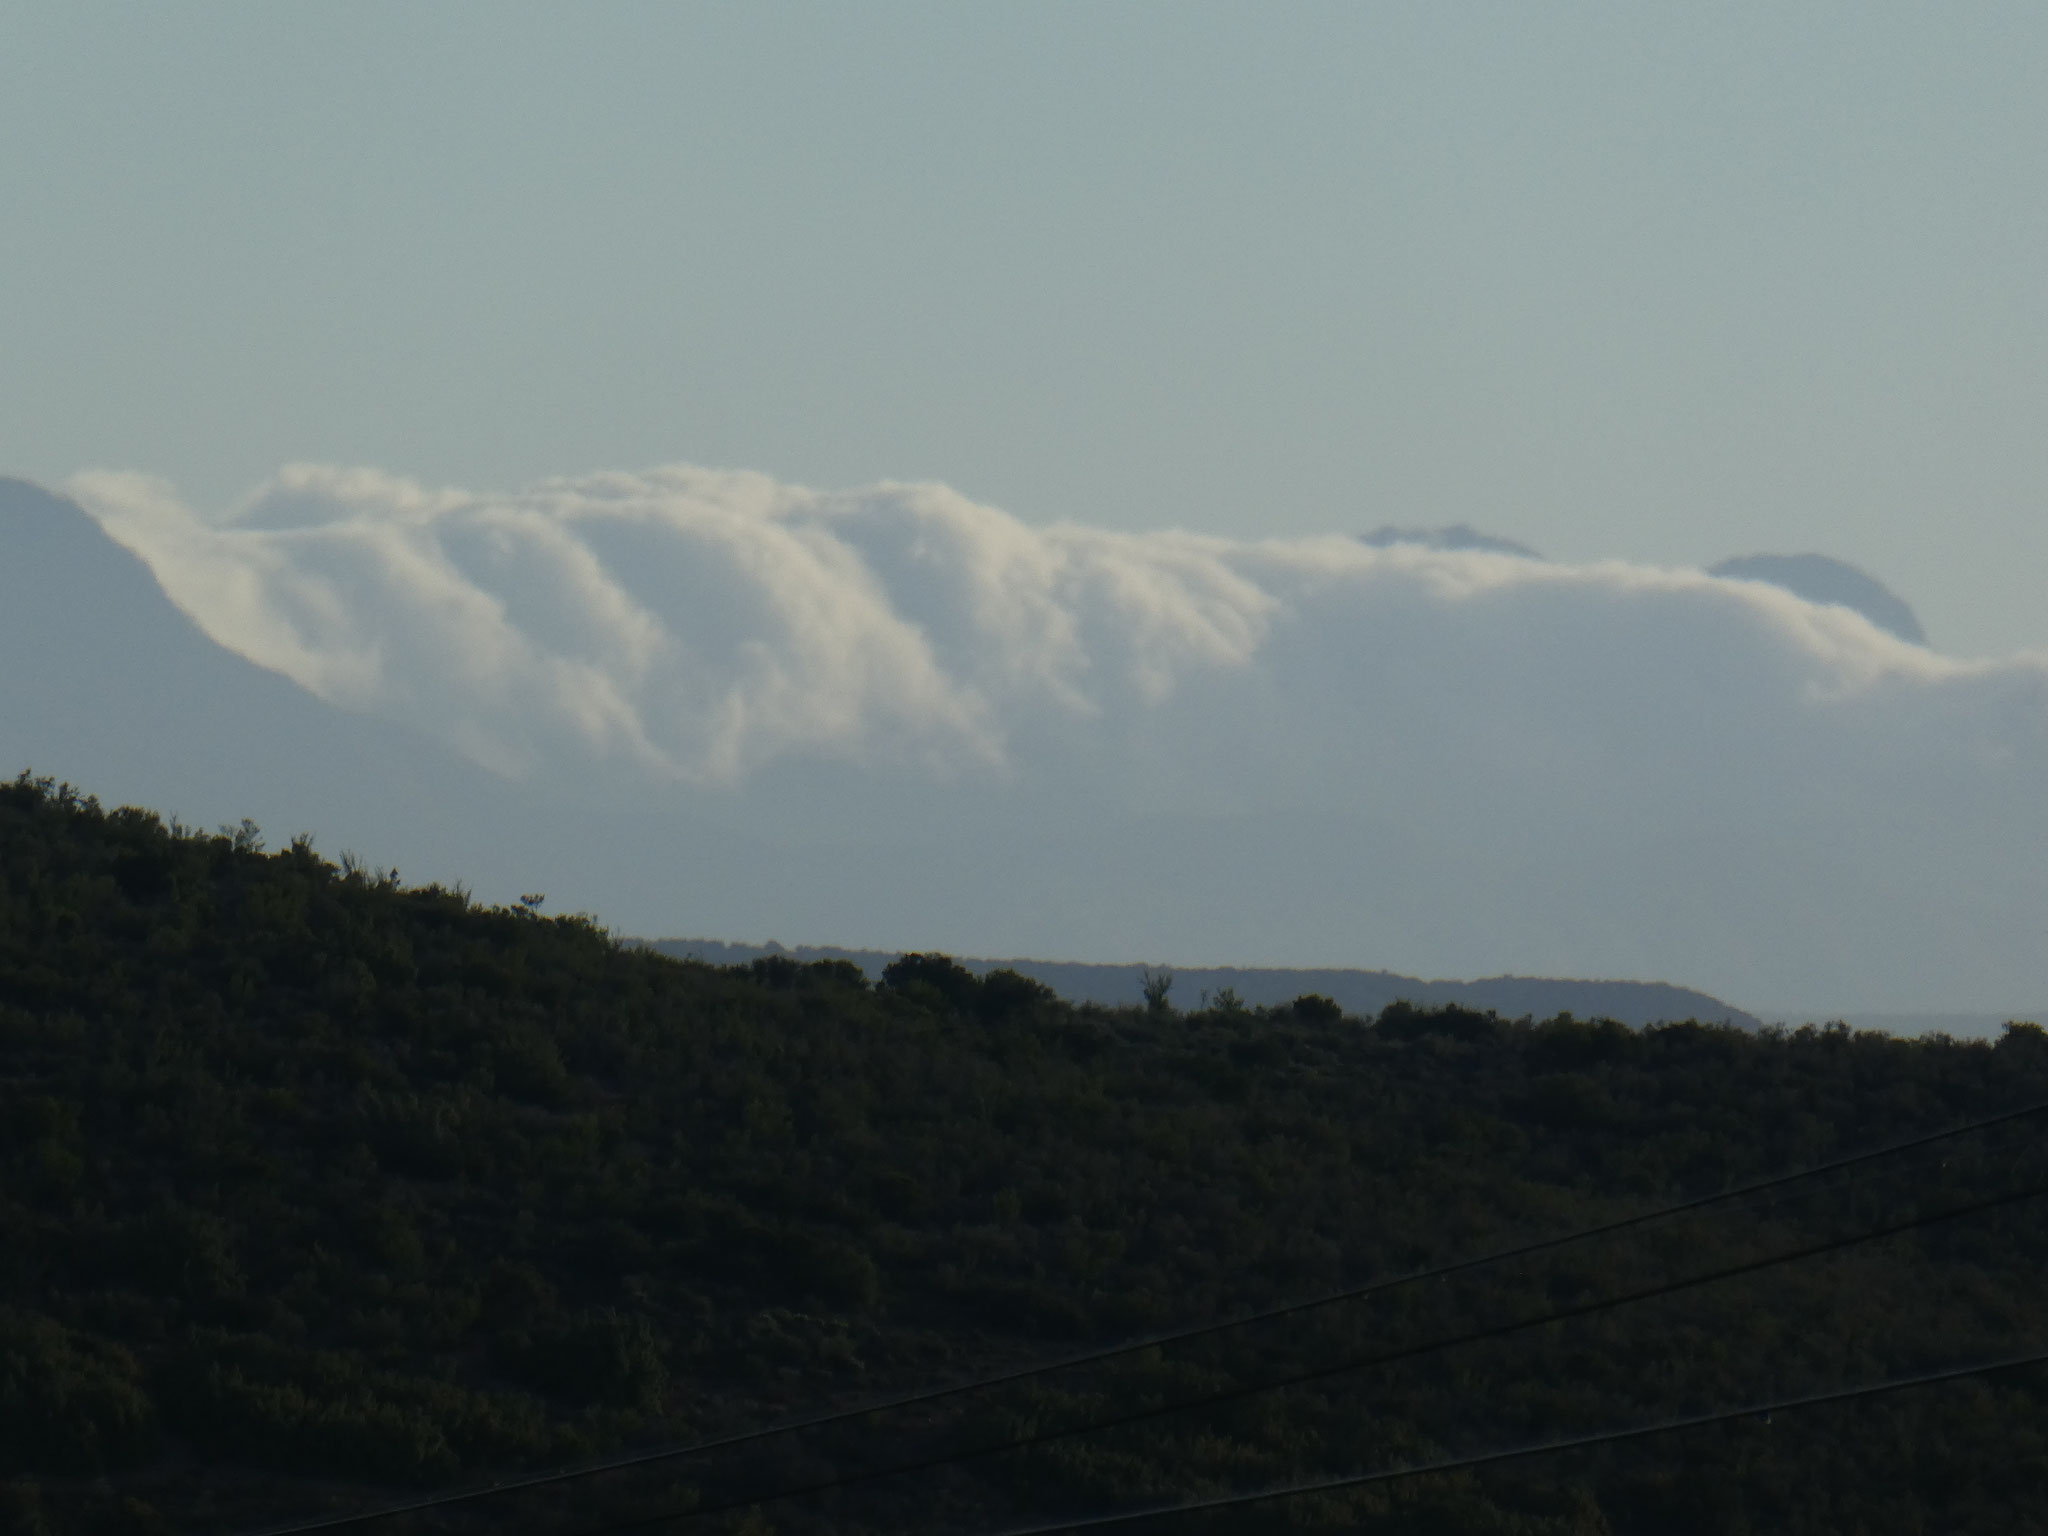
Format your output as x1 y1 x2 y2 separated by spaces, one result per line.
994 1346 2048 1535
552 1178 2048 1536
245 1094 2048 1536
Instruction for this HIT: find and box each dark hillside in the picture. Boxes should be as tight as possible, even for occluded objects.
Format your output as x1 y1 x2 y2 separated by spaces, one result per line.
1 775 2045 1536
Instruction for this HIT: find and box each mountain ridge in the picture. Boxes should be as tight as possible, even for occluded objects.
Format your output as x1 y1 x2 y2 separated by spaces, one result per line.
1709 551 1928 645
641 937 1760 1028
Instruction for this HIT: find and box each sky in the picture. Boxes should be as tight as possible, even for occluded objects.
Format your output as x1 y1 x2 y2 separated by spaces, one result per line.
8 4 2048 1016
5 2 2046 656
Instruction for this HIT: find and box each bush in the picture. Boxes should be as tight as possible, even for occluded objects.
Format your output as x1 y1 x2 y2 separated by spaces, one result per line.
0 1310 155 1476
517 1310 667 1412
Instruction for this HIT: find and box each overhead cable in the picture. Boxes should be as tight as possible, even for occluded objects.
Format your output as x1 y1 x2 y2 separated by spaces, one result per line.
994 1347 2048 1535
552 1178 2048 1536
247 1093 2048 1536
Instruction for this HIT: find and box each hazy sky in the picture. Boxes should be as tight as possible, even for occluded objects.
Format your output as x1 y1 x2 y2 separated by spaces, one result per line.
5 3 2045 655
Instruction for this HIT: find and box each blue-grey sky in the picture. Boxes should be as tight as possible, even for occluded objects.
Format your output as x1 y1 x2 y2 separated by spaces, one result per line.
5 2 2045 655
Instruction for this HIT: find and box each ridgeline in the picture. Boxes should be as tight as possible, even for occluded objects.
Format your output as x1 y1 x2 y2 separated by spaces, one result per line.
640 939 1761 1029
2 774 2044 1536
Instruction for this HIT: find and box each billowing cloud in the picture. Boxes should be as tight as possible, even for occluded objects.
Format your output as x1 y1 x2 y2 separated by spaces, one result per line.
66 464 2003 781
64 464 2048 1015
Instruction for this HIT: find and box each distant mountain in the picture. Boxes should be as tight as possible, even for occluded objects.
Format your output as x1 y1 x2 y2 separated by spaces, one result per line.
1709 552 1927 645
1359 523 1542 557
642 938 1760 1028
0 477 537 889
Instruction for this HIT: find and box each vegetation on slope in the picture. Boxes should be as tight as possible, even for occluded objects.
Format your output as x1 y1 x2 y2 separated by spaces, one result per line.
2 773 2045 1536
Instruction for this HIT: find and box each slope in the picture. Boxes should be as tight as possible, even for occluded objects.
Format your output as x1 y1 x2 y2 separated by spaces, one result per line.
3 777 2046 1536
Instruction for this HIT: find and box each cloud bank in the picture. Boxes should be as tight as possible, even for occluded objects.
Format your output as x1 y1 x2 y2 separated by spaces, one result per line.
67 464 2008 784
75 465 1305 784
66 464 2048 1014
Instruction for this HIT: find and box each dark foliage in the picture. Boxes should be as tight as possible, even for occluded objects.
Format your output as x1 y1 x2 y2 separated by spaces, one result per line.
1 773 2045 1536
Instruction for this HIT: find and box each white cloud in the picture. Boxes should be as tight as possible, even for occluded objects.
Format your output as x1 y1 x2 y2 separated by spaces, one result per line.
73 463 1999 783
64 463 2048 1014
75 465 1012 781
